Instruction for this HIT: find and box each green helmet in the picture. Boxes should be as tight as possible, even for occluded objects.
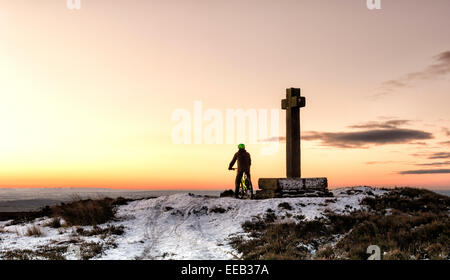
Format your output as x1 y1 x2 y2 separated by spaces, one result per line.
238 143 245 150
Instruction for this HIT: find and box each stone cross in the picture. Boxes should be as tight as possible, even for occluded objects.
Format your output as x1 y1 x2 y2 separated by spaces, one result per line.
256 87 330 199
281 88 306 178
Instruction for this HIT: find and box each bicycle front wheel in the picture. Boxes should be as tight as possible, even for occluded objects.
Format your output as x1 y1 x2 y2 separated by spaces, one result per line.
238 185 245 199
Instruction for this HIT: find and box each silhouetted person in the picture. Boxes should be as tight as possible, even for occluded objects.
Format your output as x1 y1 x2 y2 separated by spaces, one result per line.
228 144 253 198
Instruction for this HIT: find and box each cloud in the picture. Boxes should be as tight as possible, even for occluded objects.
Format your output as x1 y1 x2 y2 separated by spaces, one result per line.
409 142 428 146
259 136 286 143
399 169 450 175
302 128 433 148
442 127 450 136
259 119 433 148
348 120 411 129
375 50 450 97
411 151 450 160
365 161 403 165
428 152 450 159
416 161 450 167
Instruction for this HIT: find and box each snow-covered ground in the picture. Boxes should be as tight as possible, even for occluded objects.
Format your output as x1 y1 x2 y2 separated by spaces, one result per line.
0 187 387 260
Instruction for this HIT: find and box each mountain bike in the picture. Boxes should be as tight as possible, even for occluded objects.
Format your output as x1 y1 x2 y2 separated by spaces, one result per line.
230 168 253 199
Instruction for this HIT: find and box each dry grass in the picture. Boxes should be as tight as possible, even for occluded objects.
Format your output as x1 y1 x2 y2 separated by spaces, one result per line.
332 212 449 260
230 188 450 260
25 224 43 237
2 206 52 225
46 218 62 228
210 206 229 214
0 246 67 260
361 187 450 214
79 242 105 260
51 197 116 226
74 225 125 237
278 202 292 210
4 196 135 227
220 189 235 197
0 240 113 260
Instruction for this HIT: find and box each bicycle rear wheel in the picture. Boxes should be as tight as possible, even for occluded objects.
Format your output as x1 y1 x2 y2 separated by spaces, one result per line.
238 184 251 199
238 184 245 199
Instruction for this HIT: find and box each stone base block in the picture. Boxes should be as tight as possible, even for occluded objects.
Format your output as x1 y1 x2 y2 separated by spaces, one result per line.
254 189 277 199
255 177 331 198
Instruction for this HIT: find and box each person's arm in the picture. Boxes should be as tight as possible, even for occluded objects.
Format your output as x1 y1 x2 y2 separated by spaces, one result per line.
228 153 237 170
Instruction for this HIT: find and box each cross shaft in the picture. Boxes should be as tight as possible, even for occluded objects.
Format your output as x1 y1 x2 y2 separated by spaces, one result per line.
281 88 305 178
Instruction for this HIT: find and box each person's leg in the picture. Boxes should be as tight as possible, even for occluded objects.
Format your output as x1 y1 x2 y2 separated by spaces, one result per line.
235 171 243 198
246 170 254 198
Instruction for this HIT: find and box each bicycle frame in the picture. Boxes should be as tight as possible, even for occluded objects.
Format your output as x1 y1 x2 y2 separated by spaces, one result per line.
241 172 248 191
230 168 253 199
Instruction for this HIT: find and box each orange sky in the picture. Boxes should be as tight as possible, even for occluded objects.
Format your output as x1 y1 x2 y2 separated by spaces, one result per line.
1 0 450 190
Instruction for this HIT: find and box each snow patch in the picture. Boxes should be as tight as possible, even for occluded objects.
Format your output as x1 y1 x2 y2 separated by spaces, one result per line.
0 187 386 260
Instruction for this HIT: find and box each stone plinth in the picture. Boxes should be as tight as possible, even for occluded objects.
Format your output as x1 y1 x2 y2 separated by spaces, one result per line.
255 177 332 198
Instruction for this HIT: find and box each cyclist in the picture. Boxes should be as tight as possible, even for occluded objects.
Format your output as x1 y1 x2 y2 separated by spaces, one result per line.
228 143 253 198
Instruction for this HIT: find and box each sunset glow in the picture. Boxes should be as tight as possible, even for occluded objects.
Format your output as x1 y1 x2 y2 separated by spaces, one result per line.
1 0 450 190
